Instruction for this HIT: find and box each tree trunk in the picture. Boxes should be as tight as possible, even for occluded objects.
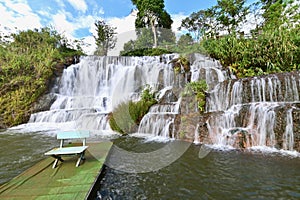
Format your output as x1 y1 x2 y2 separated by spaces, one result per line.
150 18 158 48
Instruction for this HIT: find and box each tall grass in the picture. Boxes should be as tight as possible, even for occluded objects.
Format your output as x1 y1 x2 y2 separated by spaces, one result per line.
201 25 300 77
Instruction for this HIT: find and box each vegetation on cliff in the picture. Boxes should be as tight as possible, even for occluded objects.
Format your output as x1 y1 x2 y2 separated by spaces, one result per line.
121 48 172 56
109 86 157 134
182 80 208 112
0 27 84 128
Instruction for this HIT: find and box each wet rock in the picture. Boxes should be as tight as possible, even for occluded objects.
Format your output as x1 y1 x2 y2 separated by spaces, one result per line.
30 93 57 114
207 71 300 112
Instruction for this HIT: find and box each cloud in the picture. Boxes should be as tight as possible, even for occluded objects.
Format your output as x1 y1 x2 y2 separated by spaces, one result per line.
66 0 87 13
106 10 137 56
0 0 42 31
3 0 30 16
52 12 76 36
170 13 188 38
82 35 96 55
107 10 136 34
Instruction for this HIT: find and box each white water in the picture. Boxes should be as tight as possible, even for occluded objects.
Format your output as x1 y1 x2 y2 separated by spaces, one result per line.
11 55 177 136
8 54 300 152
206 71 300 151
137 95 181 138
193 124 200 144
283 109 294 151
190 54 233 89
207 72 300 112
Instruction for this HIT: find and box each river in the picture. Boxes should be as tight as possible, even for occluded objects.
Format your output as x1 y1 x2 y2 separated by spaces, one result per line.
1 131 300 199
97 137 300 199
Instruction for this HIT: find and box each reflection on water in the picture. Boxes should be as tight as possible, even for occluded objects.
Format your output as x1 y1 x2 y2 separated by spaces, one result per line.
0 130 57 184
97 137 300 200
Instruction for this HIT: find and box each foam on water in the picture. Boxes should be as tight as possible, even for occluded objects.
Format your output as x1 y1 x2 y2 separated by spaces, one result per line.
130 133 172 143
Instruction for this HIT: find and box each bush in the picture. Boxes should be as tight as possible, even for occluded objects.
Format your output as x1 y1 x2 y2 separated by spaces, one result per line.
201 25 300 78
0 28 84 128
170 55 191 73
182 80 208 112
109 86 157 134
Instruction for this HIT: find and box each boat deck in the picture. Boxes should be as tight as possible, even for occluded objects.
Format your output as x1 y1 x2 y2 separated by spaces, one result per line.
0 141 112 200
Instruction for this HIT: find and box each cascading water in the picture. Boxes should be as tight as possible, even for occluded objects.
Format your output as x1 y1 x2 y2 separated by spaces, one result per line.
12 55 178 136
205 71 300 151
283 109 294 151
207 72 300 112
137 100 180 138
10 53 300 151
190 54 233 89
193 124 200 144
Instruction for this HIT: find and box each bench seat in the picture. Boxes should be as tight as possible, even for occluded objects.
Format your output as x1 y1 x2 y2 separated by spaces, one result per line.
45 146 88 155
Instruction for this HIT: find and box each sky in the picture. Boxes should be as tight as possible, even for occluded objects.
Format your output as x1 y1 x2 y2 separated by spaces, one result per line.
0 0 253 55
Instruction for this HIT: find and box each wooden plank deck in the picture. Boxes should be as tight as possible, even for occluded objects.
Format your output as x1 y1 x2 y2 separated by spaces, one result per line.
0 141 112 200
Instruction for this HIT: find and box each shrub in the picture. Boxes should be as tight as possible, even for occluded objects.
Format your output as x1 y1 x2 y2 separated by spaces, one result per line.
182 80 208 112
170 55 191 73
0 28 84 128
201 25 300 78
109 86 157 134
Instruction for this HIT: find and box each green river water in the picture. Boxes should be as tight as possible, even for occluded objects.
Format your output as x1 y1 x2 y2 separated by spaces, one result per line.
1 131 300 199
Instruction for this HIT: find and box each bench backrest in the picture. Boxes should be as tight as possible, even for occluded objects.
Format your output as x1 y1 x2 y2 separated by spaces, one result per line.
57 131 90 148
57 131 90 140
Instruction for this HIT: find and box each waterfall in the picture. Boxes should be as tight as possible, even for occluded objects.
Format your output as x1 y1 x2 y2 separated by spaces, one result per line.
206 71 300 150
13 55 177 135
190 54 233 89
10 53 300 151
283 109 294 151
193 124 200 144
138 98 181 138
207 72 300 112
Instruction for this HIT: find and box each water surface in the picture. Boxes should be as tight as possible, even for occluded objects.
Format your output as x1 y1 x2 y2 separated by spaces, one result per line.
1 133 299 200
97 137 300 200
0 130 56 184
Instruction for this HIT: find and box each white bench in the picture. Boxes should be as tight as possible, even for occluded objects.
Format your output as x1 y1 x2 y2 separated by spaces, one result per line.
45 131 90 168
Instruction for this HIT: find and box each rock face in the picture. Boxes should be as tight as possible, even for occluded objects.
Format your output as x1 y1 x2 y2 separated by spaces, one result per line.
31 93 57 114
30 56 80 115
177 66 300 151
206 71 300 112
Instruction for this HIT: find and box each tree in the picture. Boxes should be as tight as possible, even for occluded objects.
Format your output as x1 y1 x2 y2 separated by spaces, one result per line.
134 28 154 49
93 20 117 56
259 0 300 28
132 0 172 48
122 39 135 53
158 10 173 29
179 8 219 40
177 33 193 47
179 11 206 41
215 0 249 34
157 27 176 45
204 7 219 38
